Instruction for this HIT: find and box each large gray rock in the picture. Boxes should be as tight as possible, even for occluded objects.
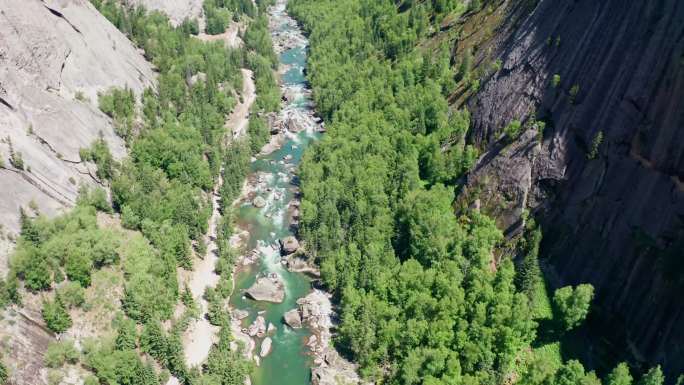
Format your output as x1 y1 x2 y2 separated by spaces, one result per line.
283 309 302 329
259 337 272 358
0 0 155 243
252 196 267 208
245 275 285 303
311 350 363 385
279 236 300 255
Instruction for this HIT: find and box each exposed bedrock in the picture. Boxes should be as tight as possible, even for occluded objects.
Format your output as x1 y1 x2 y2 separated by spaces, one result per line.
0 0 155 243
460 0 684 375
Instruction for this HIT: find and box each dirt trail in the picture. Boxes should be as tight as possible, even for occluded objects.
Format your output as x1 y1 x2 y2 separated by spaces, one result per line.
226 68 256 141
193 21 243 48
178 66 256 369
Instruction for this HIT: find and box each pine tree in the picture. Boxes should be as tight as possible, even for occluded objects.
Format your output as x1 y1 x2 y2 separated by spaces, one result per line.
42 296 72 333
606 363 633 385
638 366 665 385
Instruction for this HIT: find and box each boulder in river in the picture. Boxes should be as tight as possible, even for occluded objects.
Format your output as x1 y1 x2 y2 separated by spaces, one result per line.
252 196 267 208
232 309 249 321
260 337 273 358
247 315 267 337
283 309 302 329
245 276 285 303
279 236 300 255
287 116 305 133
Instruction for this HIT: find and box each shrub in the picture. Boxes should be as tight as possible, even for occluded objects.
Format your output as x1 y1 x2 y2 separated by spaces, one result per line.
42 296 72 333
180 18 199 35
0 358 7 385
77 186 112 213
248 114 269 154
605 362 633 385
98 88 135 141
553 283 594 331
47 369 63 385
504 119 522 140
45 340 79 367
10 151 24 170
551 74 561 88
79 139 116 180
587 130 604 160
569 84 580 104
639 366 665 385
115 317 138 350
204 2 232 35
57 281 86 309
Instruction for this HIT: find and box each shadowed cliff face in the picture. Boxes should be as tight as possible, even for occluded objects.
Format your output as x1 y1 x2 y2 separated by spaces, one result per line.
461 0 684 376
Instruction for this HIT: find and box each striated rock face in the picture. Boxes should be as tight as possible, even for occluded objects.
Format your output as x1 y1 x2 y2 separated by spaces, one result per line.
460 0 684 375
120 0 204 26
0 0 155 246
0 307 54 385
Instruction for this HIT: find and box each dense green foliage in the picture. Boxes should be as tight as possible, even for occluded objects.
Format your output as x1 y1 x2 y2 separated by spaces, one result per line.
42 295 72 333
289 0 528 382
204 0 256 34
245 15 281 113
247 114 270 153
98 87 135 141
0 358 6 385
90 0 248 325
289 0 679 384
202 326 253 385
552 284 594 331
80 137 116 181
11 205 119 291
86 341 159 385
606 363 633 385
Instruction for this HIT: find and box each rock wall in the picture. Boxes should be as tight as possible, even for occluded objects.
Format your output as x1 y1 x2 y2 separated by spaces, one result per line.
460 0 684 376
0 0 155 253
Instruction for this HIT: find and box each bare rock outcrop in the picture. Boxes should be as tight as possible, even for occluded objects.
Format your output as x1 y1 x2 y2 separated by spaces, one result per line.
245 275 285 303
0 0 155 245
457 0 684 375
120 0 204 27
259 337 272 358
283 308 302 329
279 235 300 255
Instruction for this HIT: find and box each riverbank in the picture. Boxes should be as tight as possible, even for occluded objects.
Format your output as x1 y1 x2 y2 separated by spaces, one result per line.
224 1 363 385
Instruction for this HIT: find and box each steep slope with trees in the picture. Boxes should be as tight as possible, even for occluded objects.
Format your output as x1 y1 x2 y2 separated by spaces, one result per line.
0 0 277 383
290 0 683 383
445 0 684 377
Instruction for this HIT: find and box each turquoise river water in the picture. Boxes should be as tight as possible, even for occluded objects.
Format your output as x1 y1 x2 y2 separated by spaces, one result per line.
229 2 322 385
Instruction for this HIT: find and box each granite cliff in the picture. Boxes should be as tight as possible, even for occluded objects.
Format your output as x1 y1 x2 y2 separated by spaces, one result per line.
453 0 684 376
0 0 155 246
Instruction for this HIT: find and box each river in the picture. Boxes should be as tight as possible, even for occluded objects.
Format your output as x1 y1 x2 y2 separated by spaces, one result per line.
229 1 324 384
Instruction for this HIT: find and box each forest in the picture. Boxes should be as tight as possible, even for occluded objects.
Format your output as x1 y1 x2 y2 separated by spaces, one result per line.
288 0 679 384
